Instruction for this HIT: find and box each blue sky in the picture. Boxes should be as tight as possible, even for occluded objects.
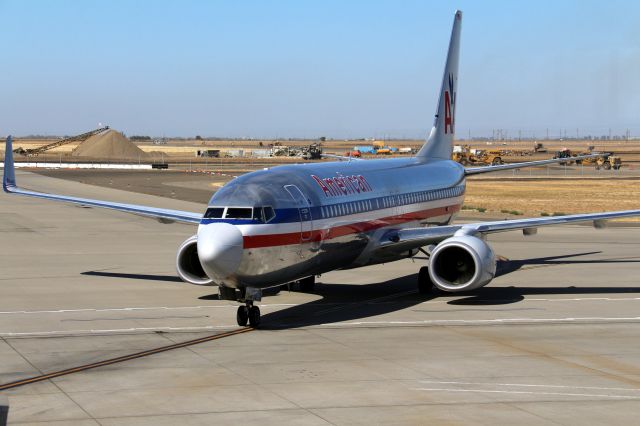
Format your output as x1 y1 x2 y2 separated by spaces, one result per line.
1 0 638 138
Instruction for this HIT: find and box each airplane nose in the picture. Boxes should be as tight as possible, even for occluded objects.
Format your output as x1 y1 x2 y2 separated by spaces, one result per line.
197 223 244 282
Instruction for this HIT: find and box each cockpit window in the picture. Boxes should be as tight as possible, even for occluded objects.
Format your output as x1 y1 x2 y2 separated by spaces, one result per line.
204 207 225 218
225 207 253 219
263 206 276 222
204 206 275 222
252 206 276 223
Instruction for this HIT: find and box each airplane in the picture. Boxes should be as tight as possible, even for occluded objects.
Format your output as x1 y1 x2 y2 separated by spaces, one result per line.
3 10 639 328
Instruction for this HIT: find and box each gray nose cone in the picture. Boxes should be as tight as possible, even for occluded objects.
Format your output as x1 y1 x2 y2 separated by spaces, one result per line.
197 223 244 282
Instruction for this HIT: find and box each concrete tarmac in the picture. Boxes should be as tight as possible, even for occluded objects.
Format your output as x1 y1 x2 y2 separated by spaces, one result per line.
2 171 640 425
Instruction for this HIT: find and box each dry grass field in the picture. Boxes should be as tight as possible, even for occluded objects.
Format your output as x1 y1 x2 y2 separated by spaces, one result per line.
464 177 640 218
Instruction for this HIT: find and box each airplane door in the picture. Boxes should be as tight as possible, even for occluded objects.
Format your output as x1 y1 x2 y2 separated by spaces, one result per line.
284 184 313 242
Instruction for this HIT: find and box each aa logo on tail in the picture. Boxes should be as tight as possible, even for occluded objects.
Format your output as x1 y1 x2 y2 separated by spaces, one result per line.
444 73 456 134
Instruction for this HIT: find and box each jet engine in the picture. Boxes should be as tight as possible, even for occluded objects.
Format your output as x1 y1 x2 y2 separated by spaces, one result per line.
428 235 496 292
176 235 214 285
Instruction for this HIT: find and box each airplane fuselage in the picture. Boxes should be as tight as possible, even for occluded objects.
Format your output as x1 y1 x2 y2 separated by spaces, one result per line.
198 157 466 289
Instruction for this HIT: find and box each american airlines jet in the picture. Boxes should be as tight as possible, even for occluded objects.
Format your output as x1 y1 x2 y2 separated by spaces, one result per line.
4 11 640 328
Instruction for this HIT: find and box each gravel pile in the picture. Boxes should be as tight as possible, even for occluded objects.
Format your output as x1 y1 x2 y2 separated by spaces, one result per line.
72 130 148 160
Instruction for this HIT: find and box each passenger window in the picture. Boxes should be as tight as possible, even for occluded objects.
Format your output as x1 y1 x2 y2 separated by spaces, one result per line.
204 207 225 218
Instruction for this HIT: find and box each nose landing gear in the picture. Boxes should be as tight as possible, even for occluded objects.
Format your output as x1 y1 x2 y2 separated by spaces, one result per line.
236 302 261 327
220 286 262 328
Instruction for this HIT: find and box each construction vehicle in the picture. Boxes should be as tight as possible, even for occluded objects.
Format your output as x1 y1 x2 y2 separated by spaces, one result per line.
301 143 322 160
343 150 362 158
452 145 503 165
533 142 547 153
376 148 392 155
12 126 110 157
478 149 504 165
595 154 622 170
573 150 621 170
553 148 577 165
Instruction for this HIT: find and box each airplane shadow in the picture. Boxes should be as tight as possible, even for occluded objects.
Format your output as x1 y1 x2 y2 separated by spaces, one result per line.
495 251 640 277
81 270 183 283
81 250 640 330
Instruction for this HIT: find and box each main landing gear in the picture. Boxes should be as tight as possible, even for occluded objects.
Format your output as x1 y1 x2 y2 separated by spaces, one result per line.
282 275 316 292
298 275 316 292
418 266 442 295
236 302 261 328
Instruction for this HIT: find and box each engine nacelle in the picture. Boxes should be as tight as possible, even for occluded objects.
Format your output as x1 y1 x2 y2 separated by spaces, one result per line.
428 235 496 292
176 235 215 285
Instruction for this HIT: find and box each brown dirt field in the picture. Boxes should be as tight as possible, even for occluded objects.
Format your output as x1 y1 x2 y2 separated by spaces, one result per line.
465 178 640 218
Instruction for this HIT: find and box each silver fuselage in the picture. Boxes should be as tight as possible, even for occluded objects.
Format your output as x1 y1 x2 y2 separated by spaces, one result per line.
197 157 466 289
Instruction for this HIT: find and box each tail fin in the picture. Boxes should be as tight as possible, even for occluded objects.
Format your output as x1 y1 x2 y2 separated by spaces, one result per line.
416 10 462 160
3 136 16 192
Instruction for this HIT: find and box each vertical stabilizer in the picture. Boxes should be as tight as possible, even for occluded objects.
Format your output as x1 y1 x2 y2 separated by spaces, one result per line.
416 10 462 160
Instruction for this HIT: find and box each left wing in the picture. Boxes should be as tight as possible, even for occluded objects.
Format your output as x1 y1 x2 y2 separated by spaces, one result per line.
377 210 640 254
3 136 202 224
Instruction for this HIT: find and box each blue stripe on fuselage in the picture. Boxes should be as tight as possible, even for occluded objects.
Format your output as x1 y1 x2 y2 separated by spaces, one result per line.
199 184 465 225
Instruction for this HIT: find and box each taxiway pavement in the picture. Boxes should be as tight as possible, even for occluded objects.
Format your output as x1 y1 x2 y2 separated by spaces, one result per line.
1 171 640 425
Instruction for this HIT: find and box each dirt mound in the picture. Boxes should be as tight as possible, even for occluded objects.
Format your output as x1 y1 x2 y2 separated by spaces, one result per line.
72 130 148 161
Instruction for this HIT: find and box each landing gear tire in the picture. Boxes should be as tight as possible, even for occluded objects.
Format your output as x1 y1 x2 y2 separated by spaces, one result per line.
299 276 316 292
236 306 249 326
248 306 261 328
418 266 438 295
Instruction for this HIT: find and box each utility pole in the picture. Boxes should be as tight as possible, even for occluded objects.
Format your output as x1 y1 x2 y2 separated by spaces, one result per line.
546 128 549 140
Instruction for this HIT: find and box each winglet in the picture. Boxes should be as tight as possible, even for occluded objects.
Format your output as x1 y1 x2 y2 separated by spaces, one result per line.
3 136 16 192
416 10 462 160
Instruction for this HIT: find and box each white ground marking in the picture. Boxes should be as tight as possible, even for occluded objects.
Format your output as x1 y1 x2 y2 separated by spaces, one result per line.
315 316 640 327
419 296 640 304
0 325 238 337
419 380 640 393
413 388 640 399
0 304 298 315
1 296 639 316
6 316 640 336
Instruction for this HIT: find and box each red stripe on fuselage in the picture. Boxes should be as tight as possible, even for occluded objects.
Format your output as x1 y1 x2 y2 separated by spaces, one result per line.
242 203 461 249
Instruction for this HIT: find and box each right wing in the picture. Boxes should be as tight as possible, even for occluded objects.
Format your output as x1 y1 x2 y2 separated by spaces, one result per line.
376 209 640 255
464 153 604 175
3 136 202 224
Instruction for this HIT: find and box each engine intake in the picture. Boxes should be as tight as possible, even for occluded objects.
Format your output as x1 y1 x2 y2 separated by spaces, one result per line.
176 235 214 285
428 235 496 292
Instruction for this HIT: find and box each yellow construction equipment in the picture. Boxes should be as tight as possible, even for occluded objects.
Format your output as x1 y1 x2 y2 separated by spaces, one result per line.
451 145 503 165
